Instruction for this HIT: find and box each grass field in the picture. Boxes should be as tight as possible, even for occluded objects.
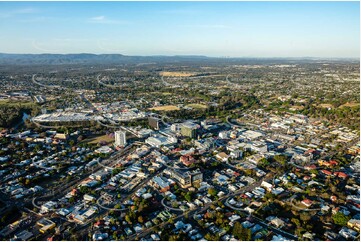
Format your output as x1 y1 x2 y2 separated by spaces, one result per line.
0 99 36 108
149 105 180 111
186 103 208 109
160 71 197 77
83 134 114 145
339 102 359 108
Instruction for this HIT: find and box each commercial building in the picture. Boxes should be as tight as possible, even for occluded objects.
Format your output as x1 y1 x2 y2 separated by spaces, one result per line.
148 117 161 130
115 130 127 147
145 134 177 148
170 169 203 188
181 122 198 138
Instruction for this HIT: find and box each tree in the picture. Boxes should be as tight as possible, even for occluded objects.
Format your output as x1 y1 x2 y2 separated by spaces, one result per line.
232 221 243 239
273 155 287 166
125 214 132 224
332 212 350 226
208 187 218 197
240 227 252 241
138 216 144 223
300 212 311 223
184 192 192 202
291 218 301 228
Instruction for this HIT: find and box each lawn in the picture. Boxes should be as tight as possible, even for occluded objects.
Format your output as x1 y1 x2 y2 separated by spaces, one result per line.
149 105 180 111
0 99 37 108
83 134 114 145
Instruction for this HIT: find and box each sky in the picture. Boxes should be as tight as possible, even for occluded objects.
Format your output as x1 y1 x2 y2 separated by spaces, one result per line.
0 1 359 58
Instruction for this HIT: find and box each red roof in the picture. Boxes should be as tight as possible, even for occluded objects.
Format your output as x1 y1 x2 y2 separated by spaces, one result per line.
305 164 317 170
305 149 316 154
302 199 313 206
321 170 332 175
333 172 348 178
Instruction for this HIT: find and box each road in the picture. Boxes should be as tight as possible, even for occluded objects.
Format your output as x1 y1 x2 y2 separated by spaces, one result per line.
126 172 274 240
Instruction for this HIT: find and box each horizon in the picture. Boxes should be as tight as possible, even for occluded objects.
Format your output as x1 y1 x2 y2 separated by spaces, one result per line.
0 52 359 60
0 1 360 58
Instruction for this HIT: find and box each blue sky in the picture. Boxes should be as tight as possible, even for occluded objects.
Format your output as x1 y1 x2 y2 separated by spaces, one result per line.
0 1 359 57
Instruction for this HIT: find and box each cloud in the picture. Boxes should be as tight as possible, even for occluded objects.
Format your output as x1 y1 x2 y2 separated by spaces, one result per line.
0 7 38 18
91 16 105 21
88 16 128 25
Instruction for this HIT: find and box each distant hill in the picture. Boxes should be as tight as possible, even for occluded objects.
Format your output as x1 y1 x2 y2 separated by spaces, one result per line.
0 53 213 65
0 53 356 65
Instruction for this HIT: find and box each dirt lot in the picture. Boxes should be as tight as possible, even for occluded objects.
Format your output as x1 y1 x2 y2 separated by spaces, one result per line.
149 105 180 111
186 103 208 109
318 103 334 109
339 102 359 108
160 71 197 77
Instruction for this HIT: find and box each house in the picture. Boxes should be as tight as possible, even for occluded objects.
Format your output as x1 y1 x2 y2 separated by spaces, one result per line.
318 159 339 167
303 232 315 240
333 172 348 179
339 227 358 240
151 176 170 192
41 201 57 213
301 199 313 207
174 220 185 230
54 133 68 140
151 234 160 241
13 230 33 241
83 194 96 202
230 150 243 159
261 181 273 192
180 155 196 166
269 217 285 228
347 219 360 232
272 187 284 196
320 170 333 176
304 164 317 170
218 131 229 139
216 152 229 162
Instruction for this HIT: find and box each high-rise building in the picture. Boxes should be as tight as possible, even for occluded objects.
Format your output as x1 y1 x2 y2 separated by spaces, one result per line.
180 122 198 139
114 130 127 147
148 117 161 130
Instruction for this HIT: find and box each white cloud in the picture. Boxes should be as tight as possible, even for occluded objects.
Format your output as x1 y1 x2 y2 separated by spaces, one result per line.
0 7 38 18
91 16 105 21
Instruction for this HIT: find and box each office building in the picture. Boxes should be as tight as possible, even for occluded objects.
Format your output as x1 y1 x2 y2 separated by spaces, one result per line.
180 122 198 139
148 117 161 130
115 130 127 147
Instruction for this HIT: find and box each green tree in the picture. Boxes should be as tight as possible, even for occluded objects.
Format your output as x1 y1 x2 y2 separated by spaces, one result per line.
184 192 192 202
332 212 350 226
208 187 218 197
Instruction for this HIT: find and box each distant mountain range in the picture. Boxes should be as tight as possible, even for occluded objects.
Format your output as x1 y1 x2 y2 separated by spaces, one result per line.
0 53 357 65
0 53 213 65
